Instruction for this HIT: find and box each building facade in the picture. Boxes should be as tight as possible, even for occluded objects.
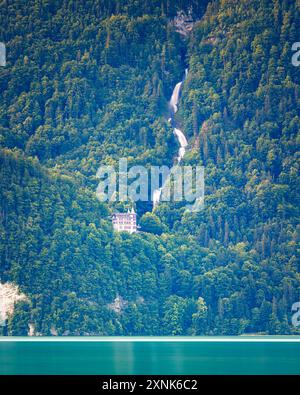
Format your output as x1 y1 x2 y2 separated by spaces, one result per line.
112 208 137 233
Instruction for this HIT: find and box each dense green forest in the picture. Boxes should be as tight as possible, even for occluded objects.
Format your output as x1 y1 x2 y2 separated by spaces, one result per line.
0 0 299 335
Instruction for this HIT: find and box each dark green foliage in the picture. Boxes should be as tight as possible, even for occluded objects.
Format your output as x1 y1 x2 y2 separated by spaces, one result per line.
140 212 165 234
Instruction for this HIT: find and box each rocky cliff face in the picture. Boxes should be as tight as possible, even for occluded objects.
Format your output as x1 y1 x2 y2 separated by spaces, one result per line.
173 10 194 36
0 283 27 326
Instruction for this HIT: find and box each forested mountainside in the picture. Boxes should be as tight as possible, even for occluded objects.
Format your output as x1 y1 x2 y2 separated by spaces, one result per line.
0 0 299 335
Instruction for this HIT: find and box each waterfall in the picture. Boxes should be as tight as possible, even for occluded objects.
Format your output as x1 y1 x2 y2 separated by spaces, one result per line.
152 187 162 208
169 81 183 114
174 127 188 163
169 68 188 115
152 70 188 209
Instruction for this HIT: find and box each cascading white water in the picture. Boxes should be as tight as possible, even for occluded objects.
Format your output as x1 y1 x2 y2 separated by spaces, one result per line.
169 81 183 114
174 127 188 163
152 70 188 209
152 187 162 208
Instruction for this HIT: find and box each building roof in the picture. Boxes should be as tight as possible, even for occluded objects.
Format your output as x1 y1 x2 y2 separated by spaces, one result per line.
112 207 136 217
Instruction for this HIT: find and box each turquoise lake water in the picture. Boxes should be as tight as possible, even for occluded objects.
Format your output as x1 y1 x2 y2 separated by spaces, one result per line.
0 337 300 375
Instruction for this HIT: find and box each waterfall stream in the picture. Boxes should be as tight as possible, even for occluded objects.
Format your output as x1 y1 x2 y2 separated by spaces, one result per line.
152 70 188 209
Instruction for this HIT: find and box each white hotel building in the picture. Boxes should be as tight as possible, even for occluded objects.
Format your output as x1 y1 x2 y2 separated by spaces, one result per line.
112 208 137 233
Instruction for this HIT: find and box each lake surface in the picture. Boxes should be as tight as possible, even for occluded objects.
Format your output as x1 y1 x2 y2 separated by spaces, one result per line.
0 337 300 375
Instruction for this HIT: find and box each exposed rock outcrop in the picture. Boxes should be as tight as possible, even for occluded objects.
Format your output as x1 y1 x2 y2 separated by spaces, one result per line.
0 282 27 326
173 10 194 36
108 295 128 314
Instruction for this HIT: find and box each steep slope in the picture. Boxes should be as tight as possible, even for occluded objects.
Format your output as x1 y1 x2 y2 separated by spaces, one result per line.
0 0 210 175
0 0 299 335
